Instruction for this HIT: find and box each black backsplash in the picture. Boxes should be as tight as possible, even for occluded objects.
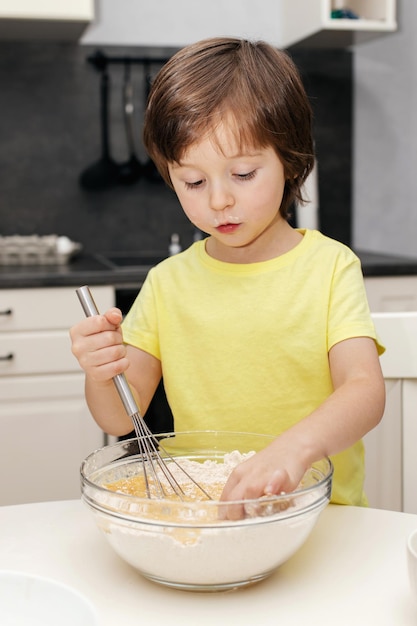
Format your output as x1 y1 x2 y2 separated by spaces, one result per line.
0 42 352 253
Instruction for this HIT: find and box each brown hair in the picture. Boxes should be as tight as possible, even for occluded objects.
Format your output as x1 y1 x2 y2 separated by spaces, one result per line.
143 37 314 218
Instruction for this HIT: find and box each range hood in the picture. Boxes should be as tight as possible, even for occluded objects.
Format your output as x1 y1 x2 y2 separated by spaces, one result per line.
81 0 397 50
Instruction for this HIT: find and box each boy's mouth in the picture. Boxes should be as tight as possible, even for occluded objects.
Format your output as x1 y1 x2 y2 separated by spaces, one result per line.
215 222 241 234
213 215 242 232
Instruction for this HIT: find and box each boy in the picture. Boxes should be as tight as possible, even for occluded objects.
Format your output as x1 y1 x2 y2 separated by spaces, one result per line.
70 38 385 517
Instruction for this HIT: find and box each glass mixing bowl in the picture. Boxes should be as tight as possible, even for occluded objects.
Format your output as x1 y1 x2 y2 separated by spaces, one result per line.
81 430 333 592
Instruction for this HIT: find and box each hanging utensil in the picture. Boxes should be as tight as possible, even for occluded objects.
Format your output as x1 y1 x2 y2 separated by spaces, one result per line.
118 61 143 185
79 66 120 191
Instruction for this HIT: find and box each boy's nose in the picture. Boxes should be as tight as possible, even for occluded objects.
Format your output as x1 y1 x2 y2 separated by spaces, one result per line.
209 182 234 212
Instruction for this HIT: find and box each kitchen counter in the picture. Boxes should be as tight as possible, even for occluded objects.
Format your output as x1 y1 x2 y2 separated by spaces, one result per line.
355 249 417 277
0 499 416 625
0 253 150 289
1 248 417 290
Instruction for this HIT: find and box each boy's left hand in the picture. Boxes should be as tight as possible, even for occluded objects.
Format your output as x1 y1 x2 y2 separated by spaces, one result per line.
219 441 308 520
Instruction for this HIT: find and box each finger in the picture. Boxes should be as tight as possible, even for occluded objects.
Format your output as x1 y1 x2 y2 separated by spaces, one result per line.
85 340 127 366
219 472 240 503
88 356 130 382
263 468 292 496
222 483 266 521
80 309 123 336
222 502 246 521
219 474 266 521
104 307 123 327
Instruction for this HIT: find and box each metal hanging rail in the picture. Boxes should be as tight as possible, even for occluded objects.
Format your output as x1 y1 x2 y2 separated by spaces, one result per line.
86 49 170 72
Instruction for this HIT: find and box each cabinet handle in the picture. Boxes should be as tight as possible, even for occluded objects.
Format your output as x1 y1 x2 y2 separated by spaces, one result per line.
0 308 12 316
0 353 14 361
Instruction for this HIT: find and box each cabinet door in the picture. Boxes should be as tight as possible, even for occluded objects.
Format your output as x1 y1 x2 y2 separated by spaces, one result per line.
0 330 79 375
0 285 114 331
363 378 402 511
403 380 417 514
0 373 104 506
364 276 417 312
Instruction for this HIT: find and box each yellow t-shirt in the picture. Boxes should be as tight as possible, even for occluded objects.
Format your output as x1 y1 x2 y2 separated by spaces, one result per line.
122 229 384 506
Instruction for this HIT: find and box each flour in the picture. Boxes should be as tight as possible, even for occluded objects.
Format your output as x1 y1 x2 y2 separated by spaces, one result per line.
149 450 255 499
105 450 256 502
162 450 256 485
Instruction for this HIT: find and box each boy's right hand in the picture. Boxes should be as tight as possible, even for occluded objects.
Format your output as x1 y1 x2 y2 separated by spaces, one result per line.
70 307 129 383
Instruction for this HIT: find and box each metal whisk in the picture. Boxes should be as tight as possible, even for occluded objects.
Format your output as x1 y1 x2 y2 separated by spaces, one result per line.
76 285 212 500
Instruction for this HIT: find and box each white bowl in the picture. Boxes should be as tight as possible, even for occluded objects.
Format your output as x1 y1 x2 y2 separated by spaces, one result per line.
407 528 417 600
0 571 98 626
81 430 333 591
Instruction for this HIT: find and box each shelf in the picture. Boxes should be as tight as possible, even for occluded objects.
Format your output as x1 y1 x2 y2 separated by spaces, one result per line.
324 18 395 31
324 0 396 32
281 0 397 48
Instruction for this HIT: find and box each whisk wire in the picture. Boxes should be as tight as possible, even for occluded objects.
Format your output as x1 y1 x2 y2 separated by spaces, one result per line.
131 415 158 498
132 413 214 500
131 414 183 498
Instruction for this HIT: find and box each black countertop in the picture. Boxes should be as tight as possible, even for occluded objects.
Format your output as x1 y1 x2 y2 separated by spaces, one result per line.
1 249 417 290
0 254 150 290
354 250 417 277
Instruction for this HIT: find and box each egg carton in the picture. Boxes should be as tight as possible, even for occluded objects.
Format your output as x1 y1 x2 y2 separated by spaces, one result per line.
0 235 82 266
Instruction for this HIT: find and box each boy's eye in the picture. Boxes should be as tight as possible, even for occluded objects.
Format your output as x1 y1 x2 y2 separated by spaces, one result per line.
183 170 256 189
236 170 256 181
185 180 204 189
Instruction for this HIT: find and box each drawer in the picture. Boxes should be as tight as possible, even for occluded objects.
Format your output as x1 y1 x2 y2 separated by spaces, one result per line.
0 330 80 376
0 285 115 331
0 371 86 400
365 276 417 312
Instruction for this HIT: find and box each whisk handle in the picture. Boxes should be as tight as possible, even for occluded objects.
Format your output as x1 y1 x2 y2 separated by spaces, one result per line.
76 285 101 317
75 285 141 418
112 373 140 417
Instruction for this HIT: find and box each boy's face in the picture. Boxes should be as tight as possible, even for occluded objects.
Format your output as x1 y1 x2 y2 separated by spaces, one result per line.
168 121 288 262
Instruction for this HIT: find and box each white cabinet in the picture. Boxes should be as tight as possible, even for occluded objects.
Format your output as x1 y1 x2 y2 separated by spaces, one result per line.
0 285 114 505
364 312 417 514
81 0 396 49
0 0 94 41
315 0 395 43
364 276 417 313
327 0 395 26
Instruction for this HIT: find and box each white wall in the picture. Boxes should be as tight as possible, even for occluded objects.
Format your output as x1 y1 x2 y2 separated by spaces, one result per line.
353 0 417 257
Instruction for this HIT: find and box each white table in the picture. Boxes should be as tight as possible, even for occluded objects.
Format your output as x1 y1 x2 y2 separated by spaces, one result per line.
0 500 416 625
